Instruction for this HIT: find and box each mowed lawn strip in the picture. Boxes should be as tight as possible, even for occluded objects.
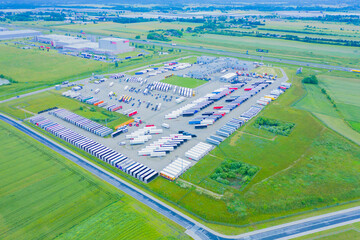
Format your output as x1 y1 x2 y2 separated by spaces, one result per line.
0 121 190 240
0 91 131 129
0 45 109 99
161 75 207 88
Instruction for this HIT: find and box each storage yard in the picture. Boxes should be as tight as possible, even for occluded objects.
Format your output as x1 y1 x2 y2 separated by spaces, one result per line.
27 56 289 184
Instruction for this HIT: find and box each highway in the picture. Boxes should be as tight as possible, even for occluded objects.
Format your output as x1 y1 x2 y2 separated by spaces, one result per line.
1 113 359 240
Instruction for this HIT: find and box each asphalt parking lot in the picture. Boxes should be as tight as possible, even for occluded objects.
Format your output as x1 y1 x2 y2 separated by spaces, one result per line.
46 63 287 172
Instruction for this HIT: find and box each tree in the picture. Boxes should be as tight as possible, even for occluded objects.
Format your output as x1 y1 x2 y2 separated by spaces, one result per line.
135 35 140 39
115 61 119 67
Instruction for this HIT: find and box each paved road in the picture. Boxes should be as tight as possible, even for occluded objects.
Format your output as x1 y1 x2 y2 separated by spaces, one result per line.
1 113 359 240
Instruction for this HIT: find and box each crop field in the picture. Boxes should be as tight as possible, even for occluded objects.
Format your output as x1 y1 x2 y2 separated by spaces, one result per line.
230 19 360 41
293 70 360 144
54 21 202 39
0 91 130 129
160 75 207 88
0 44 110 100
317 72 360 122
174 33 360 68
0 121 190 240
262 19 360 37
294 84 339 117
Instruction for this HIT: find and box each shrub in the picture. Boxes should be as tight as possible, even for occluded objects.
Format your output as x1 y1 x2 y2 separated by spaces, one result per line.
210 159 259 188
302 75 318 84
254 117 295 136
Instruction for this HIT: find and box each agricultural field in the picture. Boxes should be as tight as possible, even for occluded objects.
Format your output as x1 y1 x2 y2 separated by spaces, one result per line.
160 75 207 88
227 19 360 42
0 121 190 240
294 70 360 144
0 44 110 100
261 19 360 39
54 21 202 39
0 91 130 129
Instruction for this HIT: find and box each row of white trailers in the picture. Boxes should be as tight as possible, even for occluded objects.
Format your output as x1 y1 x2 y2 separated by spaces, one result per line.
126 126 163 145
62 90 80 98
138 134 192 158
160 158 192 181
147 81 193 98
29 115 158 183
50 108 113 137
173 86 193 98
185 142 214 161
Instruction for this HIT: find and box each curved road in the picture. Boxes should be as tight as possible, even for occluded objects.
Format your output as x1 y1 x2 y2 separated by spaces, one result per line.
1 113 359 240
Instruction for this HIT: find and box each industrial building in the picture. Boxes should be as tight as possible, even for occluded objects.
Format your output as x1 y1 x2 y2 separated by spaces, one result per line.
189 56 252 79
0 27 8 31
36 34 134 55
0 30 41 40
220 72 237 82
37 34 90 48
99 37 134 54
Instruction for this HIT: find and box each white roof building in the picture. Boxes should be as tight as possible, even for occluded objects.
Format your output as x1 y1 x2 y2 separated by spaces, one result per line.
0 30 41 40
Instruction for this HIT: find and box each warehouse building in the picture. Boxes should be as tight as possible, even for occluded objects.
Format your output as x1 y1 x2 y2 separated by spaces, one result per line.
0 29 41 40
36 34 134 54
189 56 252 79
37 34 90 48
0 27 8 31
99 37 134 54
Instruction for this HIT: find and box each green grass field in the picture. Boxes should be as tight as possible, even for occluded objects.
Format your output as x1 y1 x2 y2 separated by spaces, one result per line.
0 44 110 100
54 21 201 39
174 33 360 68
0 91 130 129
161 75 207 88
0 121 190 240
252 66 283 78
178 56 198 64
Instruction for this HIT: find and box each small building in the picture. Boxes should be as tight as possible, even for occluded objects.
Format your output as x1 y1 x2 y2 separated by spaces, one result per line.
0 30 41 40
220 72 237 82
